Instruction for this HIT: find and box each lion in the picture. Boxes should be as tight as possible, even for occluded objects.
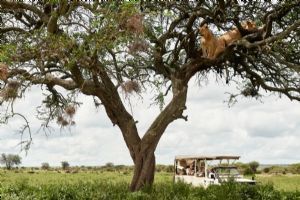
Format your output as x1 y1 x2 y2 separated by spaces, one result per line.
199 24 226 59
242 20 257 30
220 20 257 46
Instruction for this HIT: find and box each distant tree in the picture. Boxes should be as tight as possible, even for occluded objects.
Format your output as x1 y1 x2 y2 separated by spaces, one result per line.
61 161 70 170
0 153 21 170
105 162 114 168
41 162 50 170
249 161 260 173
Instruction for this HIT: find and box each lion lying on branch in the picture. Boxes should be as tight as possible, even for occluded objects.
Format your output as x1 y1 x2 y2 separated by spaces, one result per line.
199 21 257 59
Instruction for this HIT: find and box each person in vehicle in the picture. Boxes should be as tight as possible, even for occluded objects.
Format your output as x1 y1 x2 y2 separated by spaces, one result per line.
209 169 216 179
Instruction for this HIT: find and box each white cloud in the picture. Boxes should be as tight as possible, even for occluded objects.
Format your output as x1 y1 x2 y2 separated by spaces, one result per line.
0 79 300 167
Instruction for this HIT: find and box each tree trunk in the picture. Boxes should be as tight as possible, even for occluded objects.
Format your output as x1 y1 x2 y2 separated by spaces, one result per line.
91 68 188 191
128 77 188 191
130 149 156 191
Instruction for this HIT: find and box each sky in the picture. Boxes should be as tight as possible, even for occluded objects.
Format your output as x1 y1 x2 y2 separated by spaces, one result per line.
0 76 300 167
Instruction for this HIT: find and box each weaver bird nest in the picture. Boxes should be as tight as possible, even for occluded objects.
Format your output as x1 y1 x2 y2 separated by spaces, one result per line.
0 81 20 101
128 40 148 54
64 105 76 118
121 80 141 94
120 14 144 35
57 105 77 127
0 63 9 81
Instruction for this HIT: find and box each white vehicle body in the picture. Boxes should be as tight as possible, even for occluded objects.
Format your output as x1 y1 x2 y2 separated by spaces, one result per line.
174 155 255 188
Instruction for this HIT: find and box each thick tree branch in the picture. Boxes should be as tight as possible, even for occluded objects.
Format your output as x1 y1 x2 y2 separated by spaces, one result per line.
269 52 300 73
8 69 77 90
237 19 300 49
141 76 188 151
0 27 27 34
262 0 300 38
0 1 47 21
93 61 141 162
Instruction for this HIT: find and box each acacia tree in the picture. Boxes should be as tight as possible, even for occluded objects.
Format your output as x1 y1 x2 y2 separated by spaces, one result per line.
0 153 22 170
41 162 50 170
249 161 260 174
0 1 299 191
61 161 70 170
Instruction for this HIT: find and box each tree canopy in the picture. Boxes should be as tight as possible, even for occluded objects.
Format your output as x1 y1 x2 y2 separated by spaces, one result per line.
0 0 299 191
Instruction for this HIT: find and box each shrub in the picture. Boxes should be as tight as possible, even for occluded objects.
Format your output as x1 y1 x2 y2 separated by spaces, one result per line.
263 167 270 173
243 167 254 175
289 163 300 174
156 164 174 173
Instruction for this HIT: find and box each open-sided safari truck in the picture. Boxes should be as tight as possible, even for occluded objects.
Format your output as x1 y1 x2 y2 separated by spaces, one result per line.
174 155 256 187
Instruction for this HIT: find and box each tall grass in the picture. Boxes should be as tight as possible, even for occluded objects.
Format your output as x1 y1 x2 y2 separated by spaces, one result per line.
256 174 300 191
0 178 299 200
0 170 299 199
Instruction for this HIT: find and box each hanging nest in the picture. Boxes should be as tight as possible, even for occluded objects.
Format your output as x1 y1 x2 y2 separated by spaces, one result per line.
61 119 69 127
57 115 69 127
121 80 141 94
57 105 77 127
128 40 148 54
0 63 9 81
241 85 259 97
64 105 76 118
57 115 65 124
0 80 20 101
125 14 144 35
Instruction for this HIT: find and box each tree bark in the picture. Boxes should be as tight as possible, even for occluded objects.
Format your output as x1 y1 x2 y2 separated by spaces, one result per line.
130 149 156 191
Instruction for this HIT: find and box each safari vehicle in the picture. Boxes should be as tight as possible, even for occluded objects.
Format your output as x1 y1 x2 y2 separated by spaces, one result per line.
174 155 256 188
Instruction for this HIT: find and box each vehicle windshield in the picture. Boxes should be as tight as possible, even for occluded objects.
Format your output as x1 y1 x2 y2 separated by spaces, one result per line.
214 167 240 176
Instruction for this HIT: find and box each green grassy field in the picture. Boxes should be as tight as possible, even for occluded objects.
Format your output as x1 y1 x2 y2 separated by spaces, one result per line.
0 170 299 199
255 174 300 192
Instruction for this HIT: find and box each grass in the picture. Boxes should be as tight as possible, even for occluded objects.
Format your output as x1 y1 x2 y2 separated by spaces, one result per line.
0 170 299 200
0 170 132 186
255 174 300 192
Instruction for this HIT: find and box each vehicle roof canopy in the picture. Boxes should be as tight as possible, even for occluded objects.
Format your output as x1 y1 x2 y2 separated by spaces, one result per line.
175 155 240 160
212 166 238 169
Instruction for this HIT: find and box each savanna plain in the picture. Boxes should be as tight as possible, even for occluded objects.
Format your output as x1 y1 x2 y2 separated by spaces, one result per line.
0 168 300 200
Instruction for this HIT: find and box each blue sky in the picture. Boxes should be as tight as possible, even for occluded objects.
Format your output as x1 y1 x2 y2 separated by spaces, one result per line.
0 76 299 167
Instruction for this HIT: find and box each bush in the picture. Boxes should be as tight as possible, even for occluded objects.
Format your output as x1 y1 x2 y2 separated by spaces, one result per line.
236 162 249 174
269 166 286 174
289 163 300 174
243 167 254 176
156 164 174 173
263 167 270 173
